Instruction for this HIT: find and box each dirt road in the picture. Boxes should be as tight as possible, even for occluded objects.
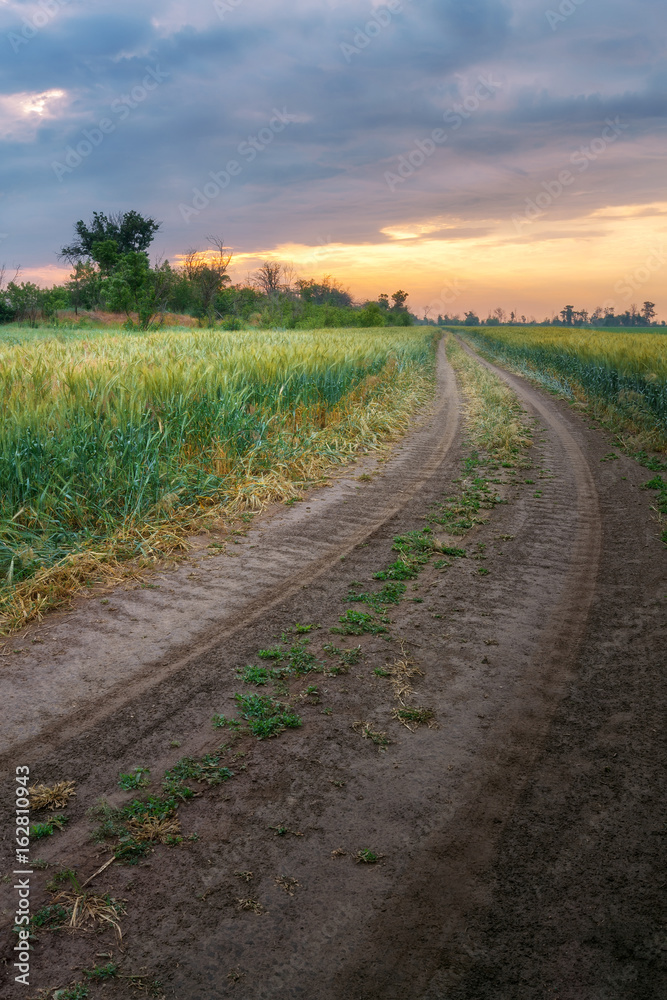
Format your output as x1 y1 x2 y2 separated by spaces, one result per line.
1 338 665 999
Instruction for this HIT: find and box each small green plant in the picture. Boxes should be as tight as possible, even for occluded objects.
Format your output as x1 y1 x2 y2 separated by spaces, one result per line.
355 848 382 864
478 567 490 576
118 767 150 790
84 963 119 981
54 984 89 1000
353 721 390 750
392 706 435 727
235 693 302 739
373 559 419 581
31 815 67 840
441 546 467 557
212 713 242 731
374 667 390 677
164 754 233 789
347 581 406 610
258 646 284 660
331 610 388 636
30 903 69 930
46 868 79 893
238 665 270 686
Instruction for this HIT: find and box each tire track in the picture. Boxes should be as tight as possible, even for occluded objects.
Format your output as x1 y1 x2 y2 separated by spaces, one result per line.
0 338 460 767
331 336 603 999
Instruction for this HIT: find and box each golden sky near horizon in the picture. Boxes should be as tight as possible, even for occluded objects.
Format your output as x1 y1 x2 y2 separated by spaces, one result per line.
24 201 667 321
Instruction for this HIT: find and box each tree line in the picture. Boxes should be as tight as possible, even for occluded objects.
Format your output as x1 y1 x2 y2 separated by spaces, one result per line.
0 210 414 330
431 302 661 328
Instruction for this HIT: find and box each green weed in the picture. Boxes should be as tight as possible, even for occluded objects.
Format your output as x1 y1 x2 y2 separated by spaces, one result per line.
118 767 150 790
238 665 270 686
31 815 67 840
84 963 119 981
234 693 302 739
331 609 388 636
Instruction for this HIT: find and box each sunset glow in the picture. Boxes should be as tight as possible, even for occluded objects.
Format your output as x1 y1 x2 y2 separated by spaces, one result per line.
1 0 665 318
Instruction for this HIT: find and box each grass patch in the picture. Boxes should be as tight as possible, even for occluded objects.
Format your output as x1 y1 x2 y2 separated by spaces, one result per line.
353 721 390 750
234 693 302 739
257 638 321 675
355 848 383 864
237 665 270 686
84 963 119 981
53 986 90 1000
331 609 388 636
29 903 70 930
118 767 150 790
392 706 436 730
31 815 67 840
446 336 533 463
346 580 406 610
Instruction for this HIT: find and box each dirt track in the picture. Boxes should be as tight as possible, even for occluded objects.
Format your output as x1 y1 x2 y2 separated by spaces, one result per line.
1 338 665 999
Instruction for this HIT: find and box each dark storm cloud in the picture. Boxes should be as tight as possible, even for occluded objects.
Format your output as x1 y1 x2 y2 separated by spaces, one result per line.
0 0 665 270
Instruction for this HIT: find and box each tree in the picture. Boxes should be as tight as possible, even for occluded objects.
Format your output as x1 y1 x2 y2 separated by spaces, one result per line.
391 289 409 311
103 252 173 329
183 237 233 324
377 293 390 310
464 311 479 326
6 280 41 326
357 301 386 327
296 276 352 308
0 264 20 323
66 261 100 314
493 307 506 323
642 301 656 324
560 305 574 325
59 210 161 262
253 261 283 296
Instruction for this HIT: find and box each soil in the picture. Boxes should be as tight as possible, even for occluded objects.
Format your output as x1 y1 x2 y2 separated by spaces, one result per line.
0 338 665 1000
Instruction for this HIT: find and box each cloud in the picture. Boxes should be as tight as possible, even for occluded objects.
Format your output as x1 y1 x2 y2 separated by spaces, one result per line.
0 0 665 316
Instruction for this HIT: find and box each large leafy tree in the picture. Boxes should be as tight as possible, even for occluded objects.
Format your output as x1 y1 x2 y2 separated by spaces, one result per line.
59 210 161 263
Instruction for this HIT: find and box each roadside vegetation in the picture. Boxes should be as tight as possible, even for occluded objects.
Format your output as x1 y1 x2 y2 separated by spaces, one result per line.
458 326 667 452
0 326 435 633
0 210 415 331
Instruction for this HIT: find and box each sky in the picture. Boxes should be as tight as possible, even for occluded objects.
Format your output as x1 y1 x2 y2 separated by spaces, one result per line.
0 0 666 319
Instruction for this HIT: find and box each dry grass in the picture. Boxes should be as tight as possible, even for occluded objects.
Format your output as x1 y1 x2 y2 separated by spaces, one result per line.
446 335 533 464
125 815 181 844
352 720 390 750
236 897 264 913
382 646 435 732
53 890 124 940
234 870 254 882
274 876 300 895
30 781 76 811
